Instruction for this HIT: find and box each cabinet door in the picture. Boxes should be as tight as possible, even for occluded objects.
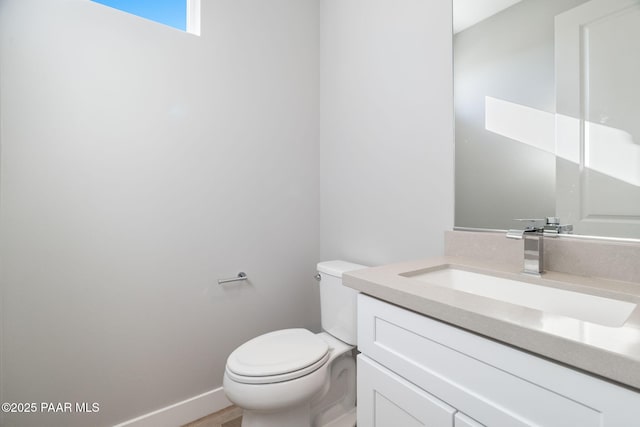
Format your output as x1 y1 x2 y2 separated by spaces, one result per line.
358 354 455 427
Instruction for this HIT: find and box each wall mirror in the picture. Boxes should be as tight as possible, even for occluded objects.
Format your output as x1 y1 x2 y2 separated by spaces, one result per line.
453 0 640 240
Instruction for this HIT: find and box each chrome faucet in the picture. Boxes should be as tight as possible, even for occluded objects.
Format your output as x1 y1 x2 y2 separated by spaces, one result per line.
506 217 573 276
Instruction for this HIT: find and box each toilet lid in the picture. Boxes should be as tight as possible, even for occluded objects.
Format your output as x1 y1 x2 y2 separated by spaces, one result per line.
226 328 329 382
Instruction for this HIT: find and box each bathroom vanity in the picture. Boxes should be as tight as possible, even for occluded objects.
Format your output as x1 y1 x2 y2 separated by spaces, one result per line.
345 255 640 426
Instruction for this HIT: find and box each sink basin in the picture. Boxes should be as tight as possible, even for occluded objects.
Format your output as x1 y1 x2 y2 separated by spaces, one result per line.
403 267 636 327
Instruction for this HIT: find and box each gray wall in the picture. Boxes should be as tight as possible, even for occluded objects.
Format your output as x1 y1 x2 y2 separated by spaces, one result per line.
0 0 320 426
320 0 454 265
0 0 455 426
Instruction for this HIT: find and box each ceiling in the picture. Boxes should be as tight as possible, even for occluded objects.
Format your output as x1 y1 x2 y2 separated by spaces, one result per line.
453 0 523 33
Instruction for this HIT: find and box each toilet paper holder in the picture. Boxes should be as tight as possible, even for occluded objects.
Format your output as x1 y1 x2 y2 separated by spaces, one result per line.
218 272 248 285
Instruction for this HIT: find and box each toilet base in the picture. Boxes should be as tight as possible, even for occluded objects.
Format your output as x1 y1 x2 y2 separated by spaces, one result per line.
241 406 356 427
242 403 311 427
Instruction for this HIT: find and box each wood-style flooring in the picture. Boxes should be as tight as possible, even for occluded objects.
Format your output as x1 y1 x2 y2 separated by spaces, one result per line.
182 405 242 427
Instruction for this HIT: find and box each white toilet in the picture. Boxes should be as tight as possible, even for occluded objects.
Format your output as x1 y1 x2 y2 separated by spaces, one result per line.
223 260 365 427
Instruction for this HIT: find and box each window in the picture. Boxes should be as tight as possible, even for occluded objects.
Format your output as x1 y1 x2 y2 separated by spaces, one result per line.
91 0 200 36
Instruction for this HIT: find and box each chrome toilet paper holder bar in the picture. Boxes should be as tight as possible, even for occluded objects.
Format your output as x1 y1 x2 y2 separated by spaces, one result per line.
218 272 248 285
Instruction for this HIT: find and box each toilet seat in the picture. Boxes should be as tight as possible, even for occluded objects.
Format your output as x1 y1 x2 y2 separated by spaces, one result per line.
226 328 330 384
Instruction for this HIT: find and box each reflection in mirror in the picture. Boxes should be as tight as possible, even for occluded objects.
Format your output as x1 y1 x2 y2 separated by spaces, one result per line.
454 0 640 239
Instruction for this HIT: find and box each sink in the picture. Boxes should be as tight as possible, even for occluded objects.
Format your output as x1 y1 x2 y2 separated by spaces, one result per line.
403 267 636 327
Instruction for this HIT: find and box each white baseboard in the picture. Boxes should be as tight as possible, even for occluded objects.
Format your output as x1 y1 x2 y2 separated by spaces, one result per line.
113 387 232 427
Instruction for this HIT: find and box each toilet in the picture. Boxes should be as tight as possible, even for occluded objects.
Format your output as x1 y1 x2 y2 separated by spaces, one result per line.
223 260 365 427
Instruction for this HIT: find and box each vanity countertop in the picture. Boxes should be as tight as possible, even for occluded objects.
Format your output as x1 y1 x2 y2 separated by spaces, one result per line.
344 256 640 390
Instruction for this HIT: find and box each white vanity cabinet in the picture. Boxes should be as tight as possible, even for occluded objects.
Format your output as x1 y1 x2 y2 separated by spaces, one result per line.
356 294 640 427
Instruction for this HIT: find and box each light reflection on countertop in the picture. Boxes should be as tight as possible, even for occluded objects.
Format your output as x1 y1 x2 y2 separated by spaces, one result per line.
541 316 640 356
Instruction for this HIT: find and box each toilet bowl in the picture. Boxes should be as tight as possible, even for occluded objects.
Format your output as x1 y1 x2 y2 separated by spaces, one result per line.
223 260 365 427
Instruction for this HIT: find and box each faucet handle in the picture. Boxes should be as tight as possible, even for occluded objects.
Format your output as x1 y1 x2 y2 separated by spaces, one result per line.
546 217 560 226
542 217 573 234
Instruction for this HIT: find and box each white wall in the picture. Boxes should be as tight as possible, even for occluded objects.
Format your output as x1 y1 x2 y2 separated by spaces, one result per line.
0 0 320 426
319 0 454 266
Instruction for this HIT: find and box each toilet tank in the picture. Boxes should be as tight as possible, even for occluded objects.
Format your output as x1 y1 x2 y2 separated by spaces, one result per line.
317 260 366 345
